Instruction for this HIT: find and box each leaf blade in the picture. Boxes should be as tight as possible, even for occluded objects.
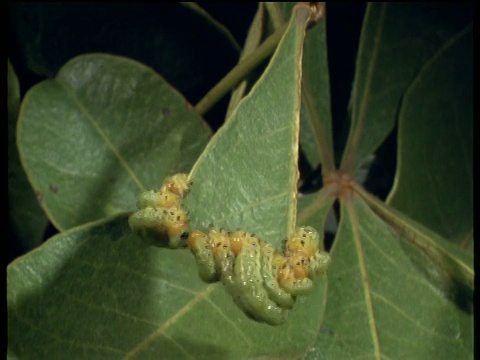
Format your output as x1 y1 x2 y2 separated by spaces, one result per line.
17 54 211 230
8 59 48 256
387 25 473 246
309 194 473 359
188 5 311 246
341 3 472 173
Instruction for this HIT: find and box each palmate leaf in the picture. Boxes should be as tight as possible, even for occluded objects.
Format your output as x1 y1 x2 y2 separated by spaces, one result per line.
8 3 473 359
8 6 331 359
303 4 473 357
17 54 211 231
308 194 472 359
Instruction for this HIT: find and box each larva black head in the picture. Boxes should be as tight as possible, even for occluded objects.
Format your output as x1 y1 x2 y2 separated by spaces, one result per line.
180 231 189 241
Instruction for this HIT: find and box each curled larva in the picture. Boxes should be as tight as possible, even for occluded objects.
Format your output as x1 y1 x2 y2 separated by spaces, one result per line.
285 226 321 258
129 207 159 229
161 173 192 198
137 174 190 209
128 207 168 240
308 250 331 277
187 229 289 324
277 263 313 296
231 234 287 325
208 229 247 309
288 252 309 279
188 231 216 282
160 207 188 236
129 173 192 248
137 189 181 210
158 191 183 209
130 173 331 326
285 226 330 280
259 243 295 309
128 206 188 248
159 207 189 248
137 189 163 209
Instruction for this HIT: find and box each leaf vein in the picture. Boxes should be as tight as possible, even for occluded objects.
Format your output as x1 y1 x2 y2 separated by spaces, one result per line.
58 82 146 191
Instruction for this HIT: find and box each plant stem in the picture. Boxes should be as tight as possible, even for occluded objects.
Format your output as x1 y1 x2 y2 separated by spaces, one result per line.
194 24 287 116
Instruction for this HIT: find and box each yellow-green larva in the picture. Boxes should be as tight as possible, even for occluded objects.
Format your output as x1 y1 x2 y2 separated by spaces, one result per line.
129 173 332 326
137 188 182 210
277 263 314 296
259 243 295 309
188 231 216 282
128 207 165 236
285 226 320 258
232 234 287 325
209 228 233 273
161 173 192 198
129 206 188 248
308 250 331 277
286 226 330 278
129 173 191 248
184 226 330 324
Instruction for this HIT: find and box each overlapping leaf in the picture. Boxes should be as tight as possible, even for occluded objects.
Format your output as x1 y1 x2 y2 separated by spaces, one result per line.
9 3 473 359
268 2 335 174
387 26 473 247
17 54 211 231
8 59 48 254
8 215 330 359
309 195 472 359
341 3 472 172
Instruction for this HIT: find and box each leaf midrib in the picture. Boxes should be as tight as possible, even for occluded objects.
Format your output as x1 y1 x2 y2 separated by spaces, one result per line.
346 197 382 360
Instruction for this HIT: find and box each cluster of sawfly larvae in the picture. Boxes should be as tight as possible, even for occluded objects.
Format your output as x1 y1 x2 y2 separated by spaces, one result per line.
128 173 331 325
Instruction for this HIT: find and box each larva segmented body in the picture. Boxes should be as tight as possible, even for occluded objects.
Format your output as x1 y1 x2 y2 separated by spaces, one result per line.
129 173 191 248
188 231 217 282
260 243 295 309
186 226 329 325
128 173 331 325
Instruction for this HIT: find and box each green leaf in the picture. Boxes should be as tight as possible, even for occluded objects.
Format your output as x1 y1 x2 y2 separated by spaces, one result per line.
341 3 472 173
17 54 211 231
300 4 335 175
309 195 472 359
8 215 328 359
267 2 335 175
356 184 473 294
387 26 472 247
187 5 311 248
297 188 336 246
8 59 48 254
